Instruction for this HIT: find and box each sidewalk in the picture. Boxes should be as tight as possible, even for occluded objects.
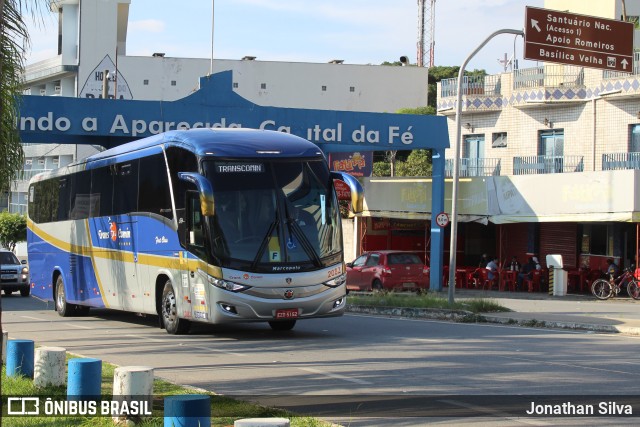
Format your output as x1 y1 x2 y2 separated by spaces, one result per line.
457 289 640 335
348 289 640 336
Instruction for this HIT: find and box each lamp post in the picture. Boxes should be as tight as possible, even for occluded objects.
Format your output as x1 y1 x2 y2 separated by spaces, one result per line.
447 29 523 304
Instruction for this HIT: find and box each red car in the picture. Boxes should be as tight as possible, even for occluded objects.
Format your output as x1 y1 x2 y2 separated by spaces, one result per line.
346 250 429 292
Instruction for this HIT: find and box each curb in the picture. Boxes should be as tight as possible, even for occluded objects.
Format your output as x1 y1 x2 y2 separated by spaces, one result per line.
480 315 640 335
347 305 483 323
346 305 640 336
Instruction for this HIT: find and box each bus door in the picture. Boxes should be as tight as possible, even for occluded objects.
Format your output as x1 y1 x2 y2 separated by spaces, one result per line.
184 191 211 321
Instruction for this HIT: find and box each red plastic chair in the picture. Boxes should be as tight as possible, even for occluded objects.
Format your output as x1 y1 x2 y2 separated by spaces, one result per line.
524 270 542 292
500 270 517 292
477 268 498 290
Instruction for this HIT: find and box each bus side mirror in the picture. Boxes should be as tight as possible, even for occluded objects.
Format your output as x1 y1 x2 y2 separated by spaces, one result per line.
330 171 364 214
178 172 215 216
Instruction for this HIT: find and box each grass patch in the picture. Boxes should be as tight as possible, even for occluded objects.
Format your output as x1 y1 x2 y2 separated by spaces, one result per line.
347 292 511 313
1 357 333 427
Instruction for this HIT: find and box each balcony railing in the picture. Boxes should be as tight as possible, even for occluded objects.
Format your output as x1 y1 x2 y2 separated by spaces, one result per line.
8 203 27 215
513 155 584 175
445 158 501 177
14 168 52 181
602 152 640 170
439 74 502 98
513 65 584 90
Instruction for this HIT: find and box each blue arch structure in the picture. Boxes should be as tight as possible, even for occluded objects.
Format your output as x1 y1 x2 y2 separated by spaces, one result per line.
18 70 450 291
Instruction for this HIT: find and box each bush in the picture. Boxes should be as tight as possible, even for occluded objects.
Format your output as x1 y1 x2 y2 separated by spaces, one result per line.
0 211 27 252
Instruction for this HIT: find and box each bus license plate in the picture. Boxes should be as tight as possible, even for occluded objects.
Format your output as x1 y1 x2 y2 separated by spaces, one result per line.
275 309 299 319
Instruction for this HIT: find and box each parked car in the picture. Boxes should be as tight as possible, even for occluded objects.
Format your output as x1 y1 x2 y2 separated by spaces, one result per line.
346 250 429 292
0 249 30 297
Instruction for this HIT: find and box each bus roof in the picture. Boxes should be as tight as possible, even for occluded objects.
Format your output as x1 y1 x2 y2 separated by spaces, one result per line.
86 128 324 164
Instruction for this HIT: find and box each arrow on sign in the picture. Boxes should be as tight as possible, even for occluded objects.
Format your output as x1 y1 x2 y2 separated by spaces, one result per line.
622 58 629 70
531 19 541 32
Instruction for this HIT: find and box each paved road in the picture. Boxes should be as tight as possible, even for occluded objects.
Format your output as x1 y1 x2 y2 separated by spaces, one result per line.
2 294 640 426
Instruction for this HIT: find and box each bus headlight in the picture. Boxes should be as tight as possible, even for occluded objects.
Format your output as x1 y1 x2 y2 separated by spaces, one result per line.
207 275 251 293
324 274 346 288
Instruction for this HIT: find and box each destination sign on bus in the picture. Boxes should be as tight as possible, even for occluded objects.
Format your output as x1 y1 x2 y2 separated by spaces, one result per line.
215 163 264 173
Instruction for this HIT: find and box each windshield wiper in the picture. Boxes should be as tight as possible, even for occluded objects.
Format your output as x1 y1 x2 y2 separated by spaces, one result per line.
283 202 322 267
251 215 280 270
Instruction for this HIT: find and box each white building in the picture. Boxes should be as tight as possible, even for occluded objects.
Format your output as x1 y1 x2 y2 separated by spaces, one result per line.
432 0 640 271
10 0 430 214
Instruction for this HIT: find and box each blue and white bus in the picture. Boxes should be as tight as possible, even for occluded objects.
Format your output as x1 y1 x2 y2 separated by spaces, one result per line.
27 128 363 333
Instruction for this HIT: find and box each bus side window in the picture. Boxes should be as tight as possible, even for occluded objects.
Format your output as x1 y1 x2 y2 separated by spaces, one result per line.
186 191 206 259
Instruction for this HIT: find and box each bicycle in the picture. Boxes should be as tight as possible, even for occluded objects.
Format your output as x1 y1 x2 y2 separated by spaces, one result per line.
591 268 640 300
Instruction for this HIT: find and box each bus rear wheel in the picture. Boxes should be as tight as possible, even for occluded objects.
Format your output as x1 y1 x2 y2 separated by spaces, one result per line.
268 320 296 331
161 281 190 335
55 276 76 317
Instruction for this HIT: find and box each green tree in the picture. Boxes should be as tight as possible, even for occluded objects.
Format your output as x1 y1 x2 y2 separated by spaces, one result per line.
396 149 432 177
373 105 436 177
0 211 26 252
1 0 28 194
1 0 49 369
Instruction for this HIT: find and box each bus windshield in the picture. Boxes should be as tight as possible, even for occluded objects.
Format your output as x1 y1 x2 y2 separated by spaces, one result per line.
202 159 342 271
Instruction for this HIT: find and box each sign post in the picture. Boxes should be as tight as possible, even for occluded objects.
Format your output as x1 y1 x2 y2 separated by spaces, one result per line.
524 6 634 72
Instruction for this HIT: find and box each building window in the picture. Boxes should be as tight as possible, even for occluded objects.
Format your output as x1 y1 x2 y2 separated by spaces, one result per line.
52 157 59 166
233 82 239 88
143 79 149 85
322 86 327 91
261 83 267 89
492 132 507 148
463 134 485 159
171 80 176 86
630 124 640 152
539 129 565 173
350 86 355 92
38 159 45 166
25 159 32 166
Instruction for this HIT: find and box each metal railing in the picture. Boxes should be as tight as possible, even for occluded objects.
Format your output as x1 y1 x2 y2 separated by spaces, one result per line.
514 65 584 90
8 203 27 215
602 152 640 170
513 155 584 175
445 158 501 177
14 168 52 181
440 74 502 98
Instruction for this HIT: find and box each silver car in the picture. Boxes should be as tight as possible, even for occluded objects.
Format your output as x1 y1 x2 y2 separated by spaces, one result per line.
0 250 30 297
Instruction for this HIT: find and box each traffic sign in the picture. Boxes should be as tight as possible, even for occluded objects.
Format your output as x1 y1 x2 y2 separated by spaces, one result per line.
524 6 634 72
435 212 449 228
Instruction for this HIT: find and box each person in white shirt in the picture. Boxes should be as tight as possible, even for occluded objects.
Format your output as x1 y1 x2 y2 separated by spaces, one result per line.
486 256 499 281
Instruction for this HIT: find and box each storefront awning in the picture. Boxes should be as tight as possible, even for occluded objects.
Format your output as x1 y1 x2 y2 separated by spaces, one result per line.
360 170 640 224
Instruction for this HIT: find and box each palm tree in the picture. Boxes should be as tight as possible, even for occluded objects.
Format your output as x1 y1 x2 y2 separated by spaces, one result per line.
0 0 48 369
0 0 28 192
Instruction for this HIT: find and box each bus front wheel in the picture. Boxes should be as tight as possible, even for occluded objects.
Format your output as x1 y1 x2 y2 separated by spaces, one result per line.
161 281 190 335
55 276 76 317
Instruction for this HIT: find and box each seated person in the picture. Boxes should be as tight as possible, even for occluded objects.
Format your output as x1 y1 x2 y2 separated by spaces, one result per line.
605 258 619 279
486 256 499 282
508 256 521 272
517 257 537 290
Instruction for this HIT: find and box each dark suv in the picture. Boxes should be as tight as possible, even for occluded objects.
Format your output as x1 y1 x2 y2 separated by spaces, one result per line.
0 250 30 297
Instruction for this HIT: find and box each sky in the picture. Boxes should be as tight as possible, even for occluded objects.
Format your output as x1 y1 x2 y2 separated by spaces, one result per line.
25 0 545 74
